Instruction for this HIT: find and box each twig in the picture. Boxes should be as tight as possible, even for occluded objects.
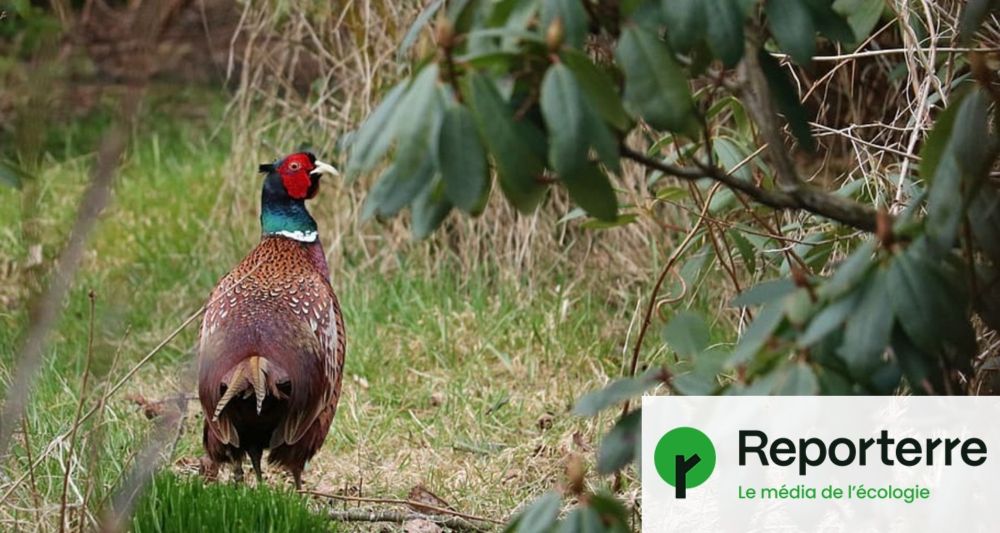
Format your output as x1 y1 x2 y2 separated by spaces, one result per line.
621 146 879 232
325 508 487 532
0 91 138 458
770 46 1000 62
621 184 716 411
302 489 504 525
59 291 97 533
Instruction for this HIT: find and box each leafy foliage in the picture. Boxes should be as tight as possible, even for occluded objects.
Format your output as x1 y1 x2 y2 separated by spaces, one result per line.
349 0 1000 529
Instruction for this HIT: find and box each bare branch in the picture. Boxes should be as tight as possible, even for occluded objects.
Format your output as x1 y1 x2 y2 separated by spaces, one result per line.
620 147 879 232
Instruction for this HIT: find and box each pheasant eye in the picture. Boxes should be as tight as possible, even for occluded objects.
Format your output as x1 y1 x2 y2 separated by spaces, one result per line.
289 162 301 171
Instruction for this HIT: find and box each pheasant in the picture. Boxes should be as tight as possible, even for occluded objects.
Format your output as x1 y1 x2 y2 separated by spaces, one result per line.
197 151 344 488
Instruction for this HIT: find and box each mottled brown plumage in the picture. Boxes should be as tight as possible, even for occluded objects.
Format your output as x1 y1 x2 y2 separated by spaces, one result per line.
197 152 343 488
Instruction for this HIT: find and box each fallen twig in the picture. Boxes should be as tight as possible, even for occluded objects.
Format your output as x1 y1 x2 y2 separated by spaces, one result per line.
325 508 488 532
302 490 504 525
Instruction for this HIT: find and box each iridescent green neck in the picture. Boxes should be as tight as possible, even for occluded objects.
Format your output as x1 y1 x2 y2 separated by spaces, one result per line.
261 198 318 242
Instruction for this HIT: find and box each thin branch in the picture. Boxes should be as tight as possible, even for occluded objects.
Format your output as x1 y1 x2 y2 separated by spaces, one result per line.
324 508 486 532
621 146 879 232
303 490 504 525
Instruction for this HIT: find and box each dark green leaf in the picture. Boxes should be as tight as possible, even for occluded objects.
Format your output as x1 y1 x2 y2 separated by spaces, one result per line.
662 310 711 357
562 163 618 222
887 242 976 358
927 90 995 250
728 302 785 367
587 493 630 533
969 184 1000 263
437 104 490 214
818 240 875 299
463 73 548 212
574 369 663 416
772 362 820 394
797 291 860 347
918 91 964 183
616 25 696 133
346 82 408 177
713 137 752 180
558 507 605 533
833 0 884 43
758 50 815 151
540 0 587 49
561 50 630 131
672 347 727 394
731 279 796 307
411 178 453 239
394 66 445 168
838 269 893 376
597 410 641 475
662 0 706 52
541 63 592 175
705 0 745 66
397 0 444 61
804 0 855 43
767 0 816 65
959 0 1000 43
361 154 435 220
728 229 756 275
892 327 942 394
508 491 561 533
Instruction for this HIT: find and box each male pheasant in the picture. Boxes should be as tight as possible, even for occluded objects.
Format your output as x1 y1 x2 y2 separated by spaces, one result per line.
197 152 344 488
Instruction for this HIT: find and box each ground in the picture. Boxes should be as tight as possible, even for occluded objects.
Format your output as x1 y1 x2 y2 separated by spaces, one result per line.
0 90 645 530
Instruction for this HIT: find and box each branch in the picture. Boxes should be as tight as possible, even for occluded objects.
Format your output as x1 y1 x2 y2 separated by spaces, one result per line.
620 147 878 232
325 509 486 532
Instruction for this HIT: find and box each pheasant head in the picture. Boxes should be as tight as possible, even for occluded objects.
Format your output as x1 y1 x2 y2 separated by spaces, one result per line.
258 152 338 242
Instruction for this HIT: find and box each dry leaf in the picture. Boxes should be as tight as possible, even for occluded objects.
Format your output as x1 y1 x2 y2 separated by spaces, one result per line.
407 484 454 515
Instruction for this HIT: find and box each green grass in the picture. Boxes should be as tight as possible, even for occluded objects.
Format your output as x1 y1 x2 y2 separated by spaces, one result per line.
0 89 640 530
131 473 335 533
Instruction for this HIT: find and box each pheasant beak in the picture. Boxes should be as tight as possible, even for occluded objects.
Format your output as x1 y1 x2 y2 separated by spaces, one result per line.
310 160 339 178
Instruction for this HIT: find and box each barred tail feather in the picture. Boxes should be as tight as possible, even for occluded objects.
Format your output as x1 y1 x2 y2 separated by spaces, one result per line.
213 355 275 421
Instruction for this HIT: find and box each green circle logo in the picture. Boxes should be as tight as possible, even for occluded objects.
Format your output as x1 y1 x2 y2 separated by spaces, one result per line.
654 427 716 497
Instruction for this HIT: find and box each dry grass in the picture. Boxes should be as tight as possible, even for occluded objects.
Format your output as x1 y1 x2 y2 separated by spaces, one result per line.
4 0 1000 530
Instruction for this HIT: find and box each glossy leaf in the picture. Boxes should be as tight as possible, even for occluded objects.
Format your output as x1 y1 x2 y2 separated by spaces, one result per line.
346 82 408 177
772 362 820 395
767 0 816 65
804 0 855 43
731 279 796 307
616 25 696 133
397 0 444 61
437 104 490 214
662 0 706 52
838 270 893 376
728 302 785 367
797 291 860 347
540 0 587 49
959 0 1000 43
927 90 995 250
817 240 875 299
562 163 618 222
662 311 711 357
887 242 975 358
463 73 548 212
361 154 435 220
395 66 445 167
561 49 630 131
833 0 884 43
574 369 663 416
411 178 453 239
507 491 562 533
597 410 641 475
705 0 745 67
758 50 815 151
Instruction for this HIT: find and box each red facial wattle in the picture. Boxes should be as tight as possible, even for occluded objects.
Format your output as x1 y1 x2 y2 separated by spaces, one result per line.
277 153 316 200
